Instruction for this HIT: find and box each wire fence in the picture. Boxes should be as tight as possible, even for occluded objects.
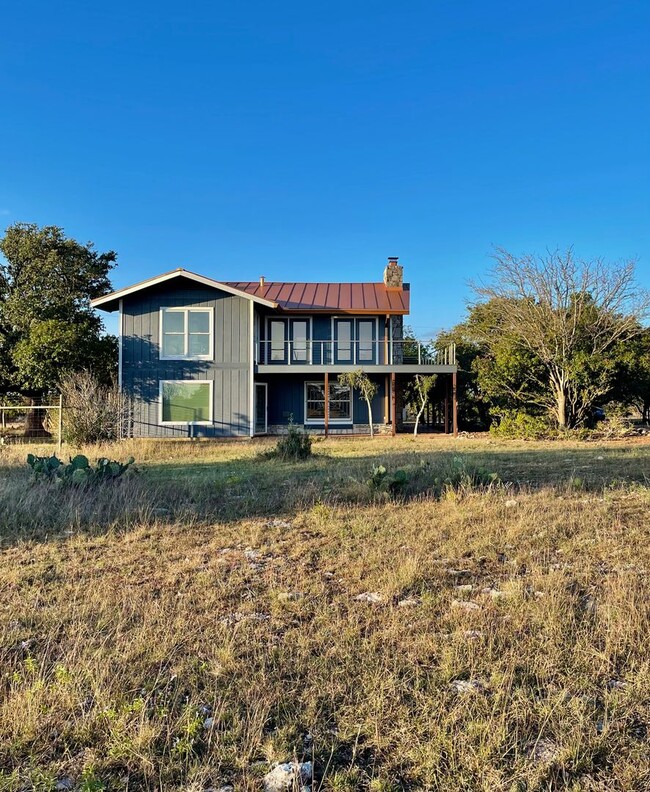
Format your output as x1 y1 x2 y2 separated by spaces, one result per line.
0 395 133 452
0 399 64 453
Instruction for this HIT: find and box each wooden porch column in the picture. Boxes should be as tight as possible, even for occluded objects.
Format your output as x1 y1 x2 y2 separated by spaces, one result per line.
384 375 389 423
391 371 396 436
444 389 449 434
384 315 389 364
452 371 458 437
324 371 329 438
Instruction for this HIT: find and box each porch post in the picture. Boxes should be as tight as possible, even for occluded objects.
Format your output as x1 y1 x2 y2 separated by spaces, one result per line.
324 371 329 438
384 315 389 364
391 371 396 436
452 371 458 437
444 392 449 434
384 375 389 424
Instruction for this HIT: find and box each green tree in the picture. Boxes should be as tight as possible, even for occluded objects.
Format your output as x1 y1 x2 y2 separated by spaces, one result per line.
0 223 117 431
407 374 437 436
338 370 379 437
610 329 650 423
470 248 649 428
435 324 492 431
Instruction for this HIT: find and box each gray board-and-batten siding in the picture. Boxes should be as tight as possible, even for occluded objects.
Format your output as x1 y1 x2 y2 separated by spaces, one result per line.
121 283 252 437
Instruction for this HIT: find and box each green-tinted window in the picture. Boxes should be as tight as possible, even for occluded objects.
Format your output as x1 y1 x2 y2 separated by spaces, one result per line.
161 381 212 423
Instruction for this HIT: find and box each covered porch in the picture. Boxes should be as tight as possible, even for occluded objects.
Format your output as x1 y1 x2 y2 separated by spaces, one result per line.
253 370 458 437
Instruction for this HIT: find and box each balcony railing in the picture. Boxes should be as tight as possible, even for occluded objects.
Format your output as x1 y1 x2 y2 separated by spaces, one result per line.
255 339 456 367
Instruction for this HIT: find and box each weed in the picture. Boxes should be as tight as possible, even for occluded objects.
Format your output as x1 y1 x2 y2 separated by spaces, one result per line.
272 420 313 461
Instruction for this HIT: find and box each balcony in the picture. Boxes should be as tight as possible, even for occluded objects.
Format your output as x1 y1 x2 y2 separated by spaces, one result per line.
255 339 457 373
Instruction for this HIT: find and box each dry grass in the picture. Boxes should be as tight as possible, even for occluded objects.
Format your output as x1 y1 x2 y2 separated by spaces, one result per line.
1 436 650 790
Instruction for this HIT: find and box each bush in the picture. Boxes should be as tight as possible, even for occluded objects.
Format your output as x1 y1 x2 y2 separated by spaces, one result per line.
273 421 312 461
490 410 553 440
27 453 135 484
60 370 131 444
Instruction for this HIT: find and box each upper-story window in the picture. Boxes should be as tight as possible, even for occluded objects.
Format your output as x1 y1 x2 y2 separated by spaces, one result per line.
160 307 213 360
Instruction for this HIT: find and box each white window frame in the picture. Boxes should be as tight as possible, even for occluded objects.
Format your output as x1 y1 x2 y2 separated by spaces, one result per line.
330 317 379 364
265 316 313 364
159 379 214 425
159 307 214 361
304 380 353 425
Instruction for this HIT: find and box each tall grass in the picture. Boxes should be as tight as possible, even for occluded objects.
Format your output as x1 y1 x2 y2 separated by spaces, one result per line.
1 436 650 789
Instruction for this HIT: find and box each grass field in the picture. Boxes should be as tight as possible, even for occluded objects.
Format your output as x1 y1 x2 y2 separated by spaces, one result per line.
1 435 650 791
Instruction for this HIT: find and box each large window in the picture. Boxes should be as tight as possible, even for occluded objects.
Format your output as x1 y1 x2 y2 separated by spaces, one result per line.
160 308 213 360
160 380 213 424
333 318 377 364
266 318 312 363
305 381 352 423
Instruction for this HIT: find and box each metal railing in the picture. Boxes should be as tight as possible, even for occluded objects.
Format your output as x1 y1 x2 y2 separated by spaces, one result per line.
256 339 456 366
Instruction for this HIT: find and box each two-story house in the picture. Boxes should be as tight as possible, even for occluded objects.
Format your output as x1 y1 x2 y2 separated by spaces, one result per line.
91 258 458 437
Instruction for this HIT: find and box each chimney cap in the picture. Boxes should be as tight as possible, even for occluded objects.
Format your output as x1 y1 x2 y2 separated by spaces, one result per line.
387 256 399 264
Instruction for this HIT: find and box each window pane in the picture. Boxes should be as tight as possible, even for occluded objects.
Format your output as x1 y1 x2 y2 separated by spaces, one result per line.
307 383 325 401
306 402 325 420
336 320 352 361
188 311 210 333
329 401 351 420
358 321 374 361
271 321 286 361
188 334 210 356
162 382 211 422
330 383 351 401
163 311 185 333
163 334 185 357
292 321 308 361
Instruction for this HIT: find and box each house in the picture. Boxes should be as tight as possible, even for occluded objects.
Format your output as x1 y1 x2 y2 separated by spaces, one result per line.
91 258 458 437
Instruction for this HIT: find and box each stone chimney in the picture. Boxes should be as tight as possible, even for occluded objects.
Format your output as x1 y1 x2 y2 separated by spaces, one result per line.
383 257 403 289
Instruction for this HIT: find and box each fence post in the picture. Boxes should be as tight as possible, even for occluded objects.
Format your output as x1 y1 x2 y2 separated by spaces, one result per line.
57 394 63 455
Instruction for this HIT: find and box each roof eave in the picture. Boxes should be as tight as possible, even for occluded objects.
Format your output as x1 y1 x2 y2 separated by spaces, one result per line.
91 268 279 312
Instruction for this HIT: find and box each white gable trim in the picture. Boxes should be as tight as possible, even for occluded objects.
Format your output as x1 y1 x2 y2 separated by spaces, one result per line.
91 268 279 310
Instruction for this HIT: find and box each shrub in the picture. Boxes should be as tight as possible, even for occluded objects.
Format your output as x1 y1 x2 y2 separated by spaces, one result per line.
273 421 312 461
26 453 135 484
490 410 553 439
60 370 131 444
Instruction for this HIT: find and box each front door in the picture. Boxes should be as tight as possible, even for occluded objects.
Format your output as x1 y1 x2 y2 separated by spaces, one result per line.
254 383 268 435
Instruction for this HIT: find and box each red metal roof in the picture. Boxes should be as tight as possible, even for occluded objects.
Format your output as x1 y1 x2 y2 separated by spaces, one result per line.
224 281 410 314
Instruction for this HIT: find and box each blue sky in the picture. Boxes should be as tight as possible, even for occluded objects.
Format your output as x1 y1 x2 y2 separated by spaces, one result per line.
1 0 648 337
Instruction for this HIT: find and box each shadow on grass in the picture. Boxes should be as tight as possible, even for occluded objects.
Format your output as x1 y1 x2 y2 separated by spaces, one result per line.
1 443 650 547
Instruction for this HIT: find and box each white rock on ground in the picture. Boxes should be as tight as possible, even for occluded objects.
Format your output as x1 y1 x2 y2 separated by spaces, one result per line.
449 679 486 694
397 597 420 607
355 592 383 603
451 599 480 611
263 761 313 792
454 584 473 592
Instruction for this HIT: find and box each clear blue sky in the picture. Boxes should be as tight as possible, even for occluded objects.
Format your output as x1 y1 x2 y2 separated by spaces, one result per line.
1 0 648 338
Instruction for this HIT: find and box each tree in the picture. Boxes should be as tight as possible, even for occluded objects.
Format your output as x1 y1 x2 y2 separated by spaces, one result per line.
0 223 117 433
338 370 379 437
408 374 437 435
434 326 492 430
610 328 650 423
471 248 650 428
